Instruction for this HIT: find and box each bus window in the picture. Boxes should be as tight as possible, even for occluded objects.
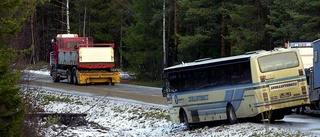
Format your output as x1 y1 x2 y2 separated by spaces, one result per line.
168 73 179 92
258 52 299 73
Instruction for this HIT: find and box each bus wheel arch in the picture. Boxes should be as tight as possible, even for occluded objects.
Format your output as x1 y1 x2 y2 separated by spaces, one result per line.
226 103 238 124
179 108 190 130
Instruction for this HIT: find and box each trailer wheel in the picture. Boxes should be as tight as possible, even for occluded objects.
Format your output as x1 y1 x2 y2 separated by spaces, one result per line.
110 79 115 85
73 69 78 85
67 70 73 84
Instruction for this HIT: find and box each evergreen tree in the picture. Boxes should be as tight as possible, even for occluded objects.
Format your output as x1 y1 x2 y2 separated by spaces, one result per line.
0 0 25 135
227 0 269 54
123 0 163 80
177 0 221 62
0 0 46 136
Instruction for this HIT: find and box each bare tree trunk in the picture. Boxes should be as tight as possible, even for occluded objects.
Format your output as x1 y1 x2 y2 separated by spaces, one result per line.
221 0 226 57
163 0 166 69
83 4 86 36
66 0 70 34
30 13 35 64
174 0 178 61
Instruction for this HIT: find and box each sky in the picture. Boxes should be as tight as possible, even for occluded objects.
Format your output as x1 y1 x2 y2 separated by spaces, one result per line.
23 69 320 137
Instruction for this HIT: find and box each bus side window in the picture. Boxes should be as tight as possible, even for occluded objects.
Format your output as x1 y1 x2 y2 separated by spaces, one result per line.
241 70 252 83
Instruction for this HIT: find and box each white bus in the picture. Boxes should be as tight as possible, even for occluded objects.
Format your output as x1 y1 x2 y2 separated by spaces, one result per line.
162 49 310 129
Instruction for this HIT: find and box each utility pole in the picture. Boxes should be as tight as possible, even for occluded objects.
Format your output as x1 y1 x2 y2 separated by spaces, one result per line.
163 0 166 69
66 0 70 34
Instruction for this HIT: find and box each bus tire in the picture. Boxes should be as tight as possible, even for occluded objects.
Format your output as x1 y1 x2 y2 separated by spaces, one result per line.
227 104 238 124
67 69 73 84
180 110 190 130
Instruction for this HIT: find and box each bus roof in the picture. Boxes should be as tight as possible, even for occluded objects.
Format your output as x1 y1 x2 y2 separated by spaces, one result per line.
164 49 298 73
164 50 266 73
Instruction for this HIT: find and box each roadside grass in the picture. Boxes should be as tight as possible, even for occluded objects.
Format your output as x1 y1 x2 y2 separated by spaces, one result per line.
111 106 170 121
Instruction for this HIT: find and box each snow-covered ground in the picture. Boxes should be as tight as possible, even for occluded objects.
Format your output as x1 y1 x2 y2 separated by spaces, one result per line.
22 70 320 137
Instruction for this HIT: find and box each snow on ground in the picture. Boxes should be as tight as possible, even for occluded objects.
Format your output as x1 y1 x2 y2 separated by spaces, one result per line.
22 70 320 137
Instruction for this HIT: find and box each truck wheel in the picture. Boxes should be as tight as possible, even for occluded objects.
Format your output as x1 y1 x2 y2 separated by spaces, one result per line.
67 70 73 84
227 104 238 124
110 79 115 85
73 69 78 85
52 72 60 82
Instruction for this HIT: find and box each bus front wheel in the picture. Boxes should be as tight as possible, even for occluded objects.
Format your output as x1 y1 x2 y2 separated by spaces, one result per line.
180 111 190 130
227 104 238 124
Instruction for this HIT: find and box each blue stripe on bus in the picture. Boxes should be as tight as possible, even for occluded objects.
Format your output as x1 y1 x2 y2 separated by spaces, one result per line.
186 89 245 114
232 88 245 110
198 109 226 116
187 102 227 111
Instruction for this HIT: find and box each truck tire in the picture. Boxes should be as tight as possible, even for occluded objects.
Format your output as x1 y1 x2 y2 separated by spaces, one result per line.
52 72 60 82
73 69 78 85
67 70 73 84
51 66 60 82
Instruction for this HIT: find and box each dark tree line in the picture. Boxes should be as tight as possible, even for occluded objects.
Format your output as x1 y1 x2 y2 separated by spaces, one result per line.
6 0 320 81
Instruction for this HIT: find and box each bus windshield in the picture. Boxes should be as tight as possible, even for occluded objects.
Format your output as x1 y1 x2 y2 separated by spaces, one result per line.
258 52 299 73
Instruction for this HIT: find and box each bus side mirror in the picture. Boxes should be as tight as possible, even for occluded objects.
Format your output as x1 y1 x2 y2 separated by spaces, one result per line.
162 87 167 97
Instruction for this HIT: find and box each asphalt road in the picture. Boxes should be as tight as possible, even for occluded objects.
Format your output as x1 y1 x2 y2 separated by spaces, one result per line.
23 71 167 105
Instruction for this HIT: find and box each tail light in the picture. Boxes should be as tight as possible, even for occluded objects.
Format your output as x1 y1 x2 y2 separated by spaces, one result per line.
298 69 303 76
301 86 307 94
260 75 266 82
263 92 269 101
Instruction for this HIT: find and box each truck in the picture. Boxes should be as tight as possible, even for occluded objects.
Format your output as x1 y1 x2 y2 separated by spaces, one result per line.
288 41 320 113
49 34 120 85
307 39 320 113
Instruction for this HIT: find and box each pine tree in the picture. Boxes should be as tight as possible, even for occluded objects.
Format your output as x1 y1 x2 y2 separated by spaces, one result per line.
0 0 45 136
123 0 163 80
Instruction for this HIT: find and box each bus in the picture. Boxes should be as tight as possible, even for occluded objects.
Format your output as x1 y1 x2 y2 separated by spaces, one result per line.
162 48 310 129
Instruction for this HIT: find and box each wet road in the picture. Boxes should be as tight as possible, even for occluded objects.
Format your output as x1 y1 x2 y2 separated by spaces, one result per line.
23 71 167 105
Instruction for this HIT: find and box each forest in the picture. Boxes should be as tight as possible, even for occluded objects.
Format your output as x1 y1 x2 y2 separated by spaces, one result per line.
1 0 320 136
4 0 320 81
